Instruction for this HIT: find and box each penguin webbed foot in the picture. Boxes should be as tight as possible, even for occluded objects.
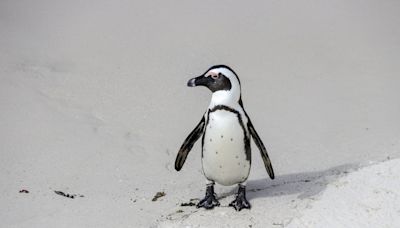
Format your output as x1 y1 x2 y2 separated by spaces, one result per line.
197 184 220 209
229 185 251 211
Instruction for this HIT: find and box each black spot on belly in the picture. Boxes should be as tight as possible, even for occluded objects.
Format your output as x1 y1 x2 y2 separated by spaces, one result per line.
210 138 212 142
219 165 222 169
215 151 218 154
221 135 223 138
238 162 241 166
235 155 239 159
230 138 233 141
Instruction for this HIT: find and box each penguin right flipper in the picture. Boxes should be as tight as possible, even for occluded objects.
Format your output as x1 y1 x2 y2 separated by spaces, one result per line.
247 120 275 179
175 116 206 171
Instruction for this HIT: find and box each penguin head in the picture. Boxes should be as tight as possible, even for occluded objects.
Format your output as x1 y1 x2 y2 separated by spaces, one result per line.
187 65 240 93
187 65 242 106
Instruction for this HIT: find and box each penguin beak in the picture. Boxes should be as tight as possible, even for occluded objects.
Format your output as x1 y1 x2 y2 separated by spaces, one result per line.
187 77 197 87
187 75 209 87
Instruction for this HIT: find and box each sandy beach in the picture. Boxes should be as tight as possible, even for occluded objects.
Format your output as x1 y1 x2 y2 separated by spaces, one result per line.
1 0 400 227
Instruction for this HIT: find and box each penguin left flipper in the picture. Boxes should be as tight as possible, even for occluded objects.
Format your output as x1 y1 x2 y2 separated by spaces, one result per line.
247 120 275 179
175 116 205 171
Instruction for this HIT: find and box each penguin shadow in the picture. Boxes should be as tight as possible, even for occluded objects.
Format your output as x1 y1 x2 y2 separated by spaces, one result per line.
248 164 359 200
219 164 359 201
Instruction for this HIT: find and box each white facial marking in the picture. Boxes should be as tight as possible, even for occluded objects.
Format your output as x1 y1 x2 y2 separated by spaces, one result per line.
208 67 241 108
206 71 218 78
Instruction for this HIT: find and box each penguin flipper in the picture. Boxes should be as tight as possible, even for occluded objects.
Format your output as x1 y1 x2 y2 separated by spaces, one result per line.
175 116 205 171
248 121 275 179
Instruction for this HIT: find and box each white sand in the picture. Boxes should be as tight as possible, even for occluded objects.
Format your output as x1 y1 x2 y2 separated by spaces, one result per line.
1 0 400 227
288 159 400 228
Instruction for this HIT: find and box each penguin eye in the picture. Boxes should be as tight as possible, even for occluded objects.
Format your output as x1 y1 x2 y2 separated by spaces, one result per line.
211 74 220 80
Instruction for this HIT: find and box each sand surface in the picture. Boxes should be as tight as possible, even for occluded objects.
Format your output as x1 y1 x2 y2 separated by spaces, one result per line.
1 0 400 227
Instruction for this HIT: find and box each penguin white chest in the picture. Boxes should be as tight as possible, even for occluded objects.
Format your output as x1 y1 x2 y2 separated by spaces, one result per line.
202 110 250 186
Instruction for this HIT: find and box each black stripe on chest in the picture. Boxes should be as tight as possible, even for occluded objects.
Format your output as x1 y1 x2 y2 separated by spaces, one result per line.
201 105 251 162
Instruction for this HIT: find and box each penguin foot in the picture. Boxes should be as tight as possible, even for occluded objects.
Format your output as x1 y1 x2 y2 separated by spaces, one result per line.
229 185 251 211
197 184 220 209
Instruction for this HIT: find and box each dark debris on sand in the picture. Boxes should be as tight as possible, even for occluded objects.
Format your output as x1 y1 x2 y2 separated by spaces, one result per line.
54 190 84 199
152 191 166 201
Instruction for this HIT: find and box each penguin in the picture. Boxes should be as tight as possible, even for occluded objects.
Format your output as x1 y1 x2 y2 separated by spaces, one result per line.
175 65 275 211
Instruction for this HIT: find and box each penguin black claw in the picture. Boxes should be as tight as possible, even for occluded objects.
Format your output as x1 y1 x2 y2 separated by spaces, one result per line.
197 185 220 209
229 185 251 211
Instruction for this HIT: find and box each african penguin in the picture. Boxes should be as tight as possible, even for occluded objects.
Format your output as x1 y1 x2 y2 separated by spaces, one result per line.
175 65 275 211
